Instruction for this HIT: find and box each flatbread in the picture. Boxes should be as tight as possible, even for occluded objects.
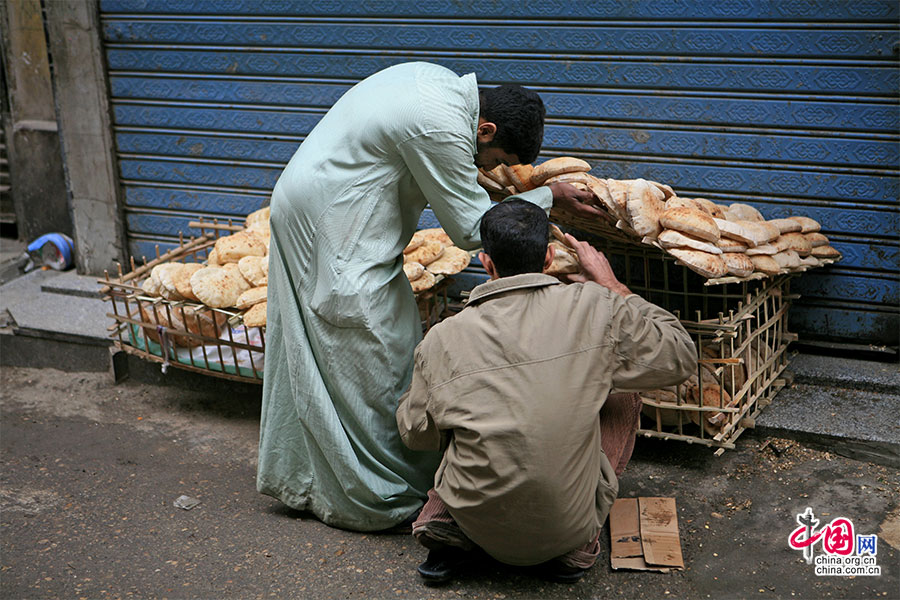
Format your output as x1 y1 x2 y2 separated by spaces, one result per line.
483 165 512 187
713 218 756 246
725 203 764 222
665 197 703 212
804 232 829 248
190 265 251 308
749 255 781 275
412 228 453 248
716 237 748 253
668 248 728 278
545 241 581 276
811 245 841 259
800 255 820 267
776 232 813 256
205 248 219 266
659 207 720 243
626 179 666 239
410 270 436 293
721 253 755 277
768 218 803 234
245 206 270 231
141 276 161 297
788 216 821 233
658 229 722 254
173 262 203 302
403 240 444 266
235 285 267 310
745 243 778 256
543 171 594 187
238 255 268 286
426 246 471 276
139 303 225 348
735 220 776 247
403 261 425 281
152 263 186 301
605 179 630 221
505 164 536 193
530 157 591 186
773 250 802 270
693 198 725 219
214 230 267 263
477 170 505 193
648 180 676 200
243 301 267 328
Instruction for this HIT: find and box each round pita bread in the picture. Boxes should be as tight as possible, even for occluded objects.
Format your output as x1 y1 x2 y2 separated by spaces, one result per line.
483 165 512 187
725 203 764 222
173 263 203 302
409 270 436 293
659 207 720 243
477 170 505 193
412 228 453 248
668 248 728 278
773 250 802 270
788 216 821 233
506 164 536 192
206 248 220 266
238 255 269 286
749 255 781 275
605 179 630 221
426 246 471 276
665 197 703 212
235 285 267 310
811 245 841 259
626 179 666 239
243 301 267 328
190 265 251 308
693 198 725 219
403 240 444 266
721 253 755 278
403 261 425 282
152 263 186 301
767 218 802 234
530 157 591 186
545 241 581 276
804 232 829 248
658 229 722 254
648 180 676 200
245 206 270 230
713 218 756 246
214 230 267 264
776 232 813 256
139 303 225 348
715 237 748 253
141 276 162 297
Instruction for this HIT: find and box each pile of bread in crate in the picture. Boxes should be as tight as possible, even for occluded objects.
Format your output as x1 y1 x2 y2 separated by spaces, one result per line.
131 207 472 347
479 157 840 450
478 157 841 282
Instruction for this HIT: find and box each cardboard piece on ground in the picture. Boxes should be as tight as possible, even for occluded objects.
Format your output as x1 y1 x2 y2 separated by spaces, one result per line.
610 497 684 572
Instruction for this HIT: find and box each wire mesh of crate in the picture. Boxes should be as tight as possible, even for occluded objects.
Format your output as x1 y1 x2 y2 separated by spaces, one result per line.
99 218 452 383
550 209 798 454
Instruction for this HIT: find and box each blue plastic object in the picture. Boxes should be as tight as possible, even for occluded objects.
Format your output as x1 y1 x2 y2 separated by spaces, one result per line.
26 233 74 270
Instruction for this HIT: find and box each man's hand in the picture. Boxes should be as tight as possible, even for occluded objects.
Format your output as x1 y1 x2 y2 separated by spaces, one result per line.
548 182 605 219
563 233 631 297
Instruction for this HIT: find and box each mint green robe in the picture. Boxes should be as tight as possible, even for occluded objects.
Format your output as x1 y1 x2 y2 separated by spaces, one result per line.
257 62 552 531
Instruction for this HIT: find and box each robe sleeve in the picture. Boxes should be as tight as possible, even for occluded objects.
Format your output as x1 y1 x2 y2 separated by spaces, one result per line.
397 131 552 250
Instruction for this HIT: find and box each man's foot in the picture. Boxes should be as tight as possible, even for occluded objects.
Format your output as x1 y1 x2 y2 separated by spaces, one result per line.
542 561 587 583
416 547 475 584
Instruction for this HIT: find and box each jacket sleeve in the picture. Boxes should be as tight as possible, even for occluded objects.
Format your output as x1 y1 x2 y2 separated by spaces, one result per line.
396 131 552 250
396 345 444 451
608 293 698 392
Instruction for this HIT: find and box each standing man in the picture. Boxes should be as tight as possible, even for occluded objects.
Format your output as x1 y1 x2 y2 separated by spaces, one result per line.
257 61 600 531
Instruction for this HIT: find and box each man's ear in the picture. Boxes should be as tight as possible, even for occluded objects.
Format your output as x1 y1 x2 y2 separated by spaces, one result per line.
543 244 554 272
479 251 499 280
476 119 497 144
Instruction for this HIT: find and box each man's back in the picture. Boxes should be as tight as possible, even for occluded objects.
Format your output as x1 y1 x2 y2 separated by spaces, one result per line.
400 272 696 565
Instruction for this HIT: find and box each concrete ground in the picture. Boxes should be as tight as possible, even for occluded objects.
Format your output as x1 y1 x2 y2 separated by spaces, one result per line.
1 365 897 600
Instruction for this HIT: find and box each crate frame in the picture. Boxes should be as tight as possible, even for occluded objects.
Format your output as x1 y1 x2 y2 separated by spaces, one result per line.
99 218 453 384
551 209 799 454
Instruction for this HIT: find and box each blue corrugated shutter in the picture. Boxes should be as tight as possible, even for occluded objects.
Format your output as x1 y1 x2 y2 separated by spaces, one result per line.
98 0 899 344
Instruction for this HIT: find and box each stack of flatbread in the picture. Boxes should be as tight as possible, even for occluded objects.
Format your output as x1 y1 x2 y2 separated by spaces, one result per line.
137 206 271 341
402 228 471 293
477 157 842 281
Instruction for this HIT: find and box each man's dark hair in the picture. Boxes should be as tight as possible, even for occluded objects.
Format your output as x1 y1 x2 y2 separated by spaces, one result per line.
479 85 545 164
480 199 549 278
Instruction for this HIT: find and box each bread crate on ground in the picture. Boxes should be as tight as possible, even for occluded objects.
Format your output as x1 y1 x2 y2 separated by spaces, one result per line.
99 216 461 383
552 209 797 455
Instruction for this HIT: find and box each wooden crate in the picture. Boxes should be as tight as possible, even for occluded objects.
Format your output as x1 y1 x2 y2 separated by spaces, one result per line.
551 209 797 454
99 219 452 383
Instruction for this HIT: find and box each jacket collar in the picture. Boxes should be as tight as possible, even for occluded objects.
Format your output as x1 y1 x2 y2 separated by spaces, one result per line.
468 272 561 305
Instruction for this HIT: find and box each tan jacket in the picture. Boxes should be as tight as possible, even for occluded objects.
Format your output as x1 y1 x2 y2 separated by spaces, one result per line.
396 273 697 565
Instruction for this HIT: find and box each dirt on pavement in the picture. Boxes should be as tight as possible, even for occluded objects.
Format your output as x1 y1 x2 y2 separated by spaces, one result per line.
1 366 897 599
